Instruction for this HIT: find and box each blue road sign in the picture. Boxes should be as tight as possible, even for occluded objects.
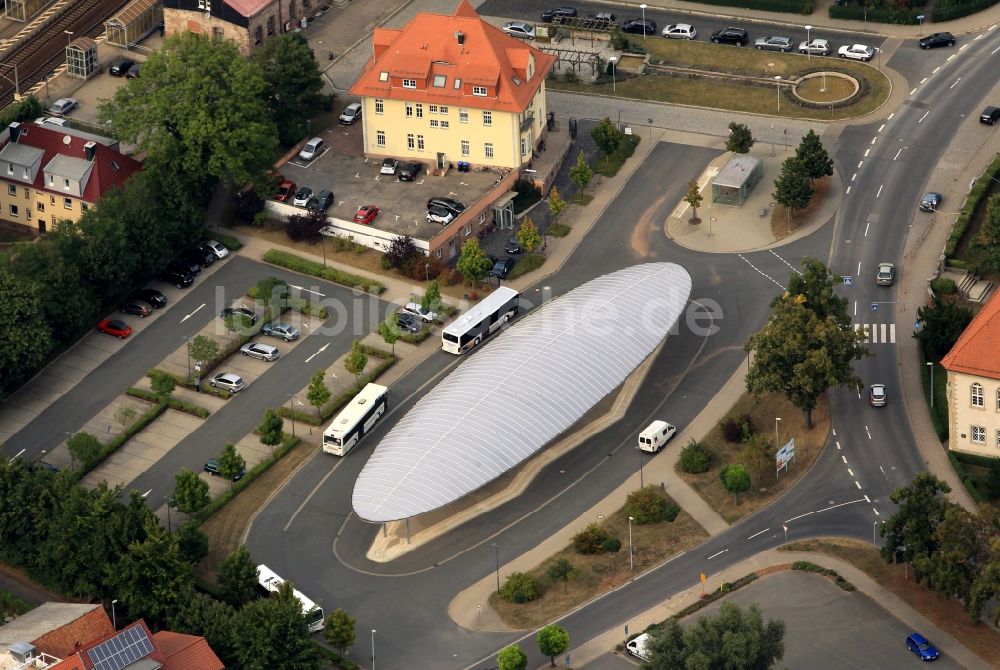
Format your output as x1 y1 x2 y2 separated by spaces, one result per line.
871 303 879 312
842 276 853 285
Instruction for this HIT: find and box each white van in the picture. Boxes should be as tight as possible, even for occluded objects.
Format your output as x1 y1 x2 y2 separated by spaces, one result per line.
298 137 324 162
626 632 651 661
638 420 677 453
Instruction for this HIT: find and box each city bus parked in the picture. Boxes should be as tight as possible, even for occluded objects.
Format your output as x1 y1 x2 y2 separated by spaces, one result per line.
441 287 520 354
322 383 390 456
255 564 325 632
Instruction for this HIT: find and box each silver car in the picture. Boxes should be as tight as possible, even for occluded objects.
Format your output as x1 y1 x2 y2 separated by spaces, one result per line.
298 137 324 162
875 262 895 286
870 384 887 407
262 322 300 341
240 342 279 361
49 98 78 115
798 38 831 55
838 44 875 61
210 372 245 394
754 36 793 52
502 21 535 39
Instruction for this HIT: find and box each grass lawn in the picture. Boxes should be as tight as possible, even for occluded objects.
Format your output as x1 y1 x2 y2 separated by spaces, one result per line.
783 538 1000 668
571 192 594 205
594 135 640 177
507 253 544 280
547 223 572 237
676 391 831 524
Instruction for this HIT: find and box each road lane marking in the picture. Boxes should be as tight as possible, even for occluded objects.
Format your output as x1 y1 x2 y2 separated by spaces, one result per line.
8 449 25 462
975 34 984 40
864 221 870 237
994 46 1000 55
846 186 852 194
888 113 894 119
141 489 152 498
853 301 857 316
857 261 862 275
858 160 864 168
950 77 963 89
880 465 887 478
870 137 877 145
864 495 871 503
832 428 837 436
932 67 940 73
920 77 928 84
878 124 885 133
867 430 872 439
848 468 855 477
769 250 801 275
894 148 903 160
876 184 883 198
283 454 349 531
747 528 769 540
873 508 880 515
959 44 968 51
909 87 917 95
919 110 930 123
304 342 330 363
738 254 785 289
842 455 847 463
707 549 728 560
855 481 862 489
851 172 857 182
180 303 205 323
948 54 957 60
864 149 870 157
289 283 325 297
836 441 842 450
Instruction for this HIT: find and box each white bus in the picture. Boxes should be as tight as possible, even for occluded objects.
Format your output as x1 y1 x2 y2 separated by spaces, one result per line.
255 564 325 632
322 383 390 456
441 287 520 354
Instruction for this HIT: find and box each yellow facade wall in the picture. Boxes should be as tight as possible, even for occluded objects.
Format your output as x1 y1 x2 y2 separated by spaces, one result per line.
946 369 1000 458
0 183 84 234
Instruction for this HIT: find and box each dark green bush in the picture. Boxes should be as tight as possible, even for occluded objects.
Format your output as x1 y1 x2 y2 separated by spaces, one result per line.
602 537 622 553
930 277 958 295
573 523 611 555
663 502 680 522
624 486 670 524
500 572 539 603
945 153 1000 259
933 0 998 22
679 440 714 474
263 249 385 294
829 3 920 23
696 0 812 12
720 414 756 443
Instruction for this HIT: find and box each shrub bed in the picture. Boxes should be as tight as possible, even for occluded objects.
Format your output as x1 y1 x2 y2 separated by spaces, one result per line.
945 153 1000 259
933 0 998 22
695 0 813 13
829 3 919 23
791 561 857 591
679 440 714 474
126 388 211 418
948 452 986 503
207 230 243 251
73 401 169 479
500 572 540 603
263 249 385 294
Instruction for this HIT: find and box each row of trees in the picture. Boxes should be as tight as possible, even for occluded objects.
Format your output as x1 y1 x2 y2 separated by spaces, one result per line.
497 624 570 669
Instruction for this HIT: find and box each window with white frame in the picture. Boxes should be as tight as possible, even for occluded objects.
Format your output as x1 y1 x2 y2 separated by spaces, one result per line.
440 121 449 128
407 134 415 150
5 163 11 175
433 74 446 87
63 198 72 209
439 106 449 114
403 78 416 89
9 204 17 217
521 138 527 156
416 104 423 118
417 135 425 150
6 184 14 195
375 99 384 114
405 103 414 118
478 213 486 224
63 178 70 190
483 111 492 126
473 86 487 96
465 223 472 237
484 143 494 158
198 0 210 9
459 108 468 123
972 425 986 443
376 130 386 147
435 248 443 258
454 78 462 89
972 383 985 407
429 105 438 113
430 120 439 128
461 140 470 156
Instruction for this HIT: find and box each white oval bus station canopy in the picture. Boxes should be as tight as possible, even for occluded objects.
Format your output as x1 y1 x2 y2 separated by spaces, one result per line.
352 263 693 523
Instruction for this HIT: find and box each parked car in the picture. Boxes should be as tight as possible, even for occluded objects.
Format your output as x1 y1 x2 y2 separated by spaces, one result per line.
353 204 380 225
210 372 245 394
427 206 455 225
183 246 215 267
35 116 70 128
298 137 324 161
48 98 78 115
502 21 535 39
505 238 522 254
97 319 132 339
541 6 577 22
919 192 941 212
710 27 748 46
919 32 955 49
489 257 517 279
380 158 398 175
662 23 696 39
119 299 152 317
220 306 258 325
876 262 895 286
167 258 200 276
307 190 334 213
125 63 141 79
157 269 193 288
798 38 831 55
133 288 167 309
109 58 135 76
396 313 422 333
200 239 229 260
400 302 437 322
427 197 466 214
905 633 939 661
755 35 793 52
980 106 1000 125
621 19 657 35
626 634 652 662
204 457 245 481
581 12 615 27
240 342 280 361
292 186 313 207
869 383 887 407
275 180 297 202
262 322 300 341
399 162 422 181
339 102 362 125
838 44 875 61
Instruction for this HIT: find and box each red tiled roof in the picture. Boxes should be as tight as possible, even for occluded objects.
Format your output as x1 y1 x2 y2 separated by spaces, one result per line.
153 631 225 670
350 0 556 113
45 621 166 670
941 291 1000 379
223 0 271 17
0 123 142 203
31 607 114 660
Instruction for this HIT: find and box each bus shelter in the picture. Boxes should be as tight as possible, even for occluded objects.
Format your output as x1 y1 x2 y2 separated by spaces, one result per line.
66 38 99 79
711 154 763 207
106 0 161 48
3 0 48 23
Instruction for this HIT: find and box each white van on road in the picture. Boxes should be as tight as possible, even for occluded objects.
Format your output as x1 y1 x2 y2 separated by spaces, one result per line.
638 420 677 453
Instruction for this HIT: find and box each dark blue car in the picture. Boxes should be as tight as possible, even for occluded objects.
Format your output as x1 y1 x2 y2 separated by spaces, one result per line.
906 633 939 661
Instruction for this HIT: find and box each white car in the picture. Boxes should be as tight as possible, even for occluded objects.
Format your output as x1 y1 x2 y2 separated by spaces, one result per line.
626 633 651 662
798 38 831 55
838 44 875 61
292 186 313 207
427 206 455 225
662 23 696 39
35 116 71 128
380 158 398 175
210 372 245 394
200 239 229 259
298 136 324 161
400 302 438 323
502 21 535 39
48 98 78 115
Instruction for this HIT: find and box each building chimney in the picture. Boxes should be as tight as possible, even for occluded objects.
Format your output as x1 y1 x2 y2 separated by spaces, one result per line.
9 121 21 143
455 31 465 45
84 141 96 162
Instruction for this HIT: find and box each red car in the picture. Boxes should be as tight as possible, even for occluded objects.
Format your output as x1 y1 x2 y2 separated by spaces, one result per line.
275 180 297 202
97 319 132 339
353 205 380 225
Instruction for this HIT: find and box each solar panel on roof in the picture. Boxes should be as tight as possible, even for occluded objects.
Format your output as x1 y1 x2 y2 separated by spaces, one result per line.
87 625 155 670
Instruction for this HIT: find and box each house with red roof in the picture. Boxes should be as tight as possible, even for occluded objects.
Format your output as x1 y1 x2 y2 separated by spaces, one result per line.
0 122 142 235
349 0 556 170
941 291 1000 457
163 0 310 56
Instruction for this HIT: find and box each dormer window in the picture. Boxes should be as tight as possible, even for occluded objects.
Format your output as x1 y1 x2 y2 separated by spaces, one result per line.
379 71 389 82
402 78 416 89
473 86 487 96
433 74 446 87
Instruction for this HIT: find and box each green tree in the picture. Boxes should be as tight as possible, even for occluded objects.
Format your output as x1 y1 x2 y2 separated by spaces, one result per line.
306 369 331 418
172 468 210 515
150 369 176 398
116 521 194 628
189 335 220 371
880 473 952 565
745 292 869 428
456 238 493 286
167 588 237 665
385 234 419 270
624 486 670 524
344 340 368 389
794 129 834 181
67 432 103 470
740 433 773 479
323 608 356 658
548 185 568 221
516 217 543 254
225 312 255 336
421 279 442 314
99 31 277 190
720 463 751 504
231 581 321 670
176 520 209 564
726 121 755 153
546 556 576 594
258 408 284 452
114 403 138 432
773 156 814 227
986 458 1000 498
497 643 528 670
683 180 703 224
254 33 327 147
378 317 400 355
786 258 850 324
915 294 974 360
591 116 625 156
969 537 1000 626
500 572 539 603
218 545 259 606
255 277 290 318
0 266 53 392
537 624 569 667
570 150 593 193
218 443 246 485
645 602 785 669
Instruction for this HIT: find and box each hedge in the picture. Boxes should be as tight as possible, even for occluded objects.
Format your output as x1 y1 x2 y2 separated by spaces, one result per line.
262 249 386 295
829 4 920 23
71 401 170 480
207 230 243 251
791 561 857 591
944 153 1000 259
953 451 1000 468
948 452 986 503
694 0 813 13
127 387 211 418
933 0 999 21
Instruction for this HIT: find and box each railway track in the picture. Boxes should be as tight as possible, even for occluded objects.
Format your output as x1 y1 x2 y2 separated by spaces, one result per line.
0 0 127 110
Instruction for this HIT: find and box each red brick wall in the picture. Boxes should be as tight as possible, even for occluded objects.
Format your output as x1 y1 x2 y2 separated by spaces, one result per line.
33 607 113 659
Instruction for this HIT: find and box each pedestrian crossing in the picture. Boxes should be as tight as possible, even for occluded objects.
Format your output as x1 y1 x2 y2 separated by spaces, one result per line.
854 323 896 344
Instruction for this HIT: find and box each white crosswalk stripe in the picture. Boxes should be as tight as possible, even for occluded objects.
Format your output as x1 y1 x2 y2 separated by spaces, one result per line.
853 323 896 344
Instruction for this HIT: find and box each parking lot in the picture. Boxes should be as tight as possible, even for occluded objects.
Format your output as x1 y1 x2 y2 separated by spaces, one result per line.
276 113 502 240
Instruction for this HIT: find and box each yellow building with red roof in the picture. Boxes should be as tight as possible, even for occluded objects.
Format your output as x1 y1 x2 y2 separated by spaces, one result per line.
349 0 556 169
941 291 1000 457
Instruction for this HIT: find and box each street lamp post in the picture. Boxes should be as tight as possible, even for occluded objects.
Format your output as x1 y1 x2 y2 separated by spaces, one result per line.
927 361 934 408
775 417 782 450
111 599 118 630
627 516 634 571
183 336 191 381
609 56 617 93
770 122 776 157
873 520 881 560
492 543 500 592
638 447 644 488
64 30 73 48
371 629 376 670
774 76 782 112
640 4 647 39
804 25 812 60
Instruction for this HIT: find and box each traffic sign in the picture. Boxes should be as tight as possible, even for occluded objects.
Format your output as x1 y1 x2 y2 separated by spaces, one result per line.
842 276 853 285
871 303 879 312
